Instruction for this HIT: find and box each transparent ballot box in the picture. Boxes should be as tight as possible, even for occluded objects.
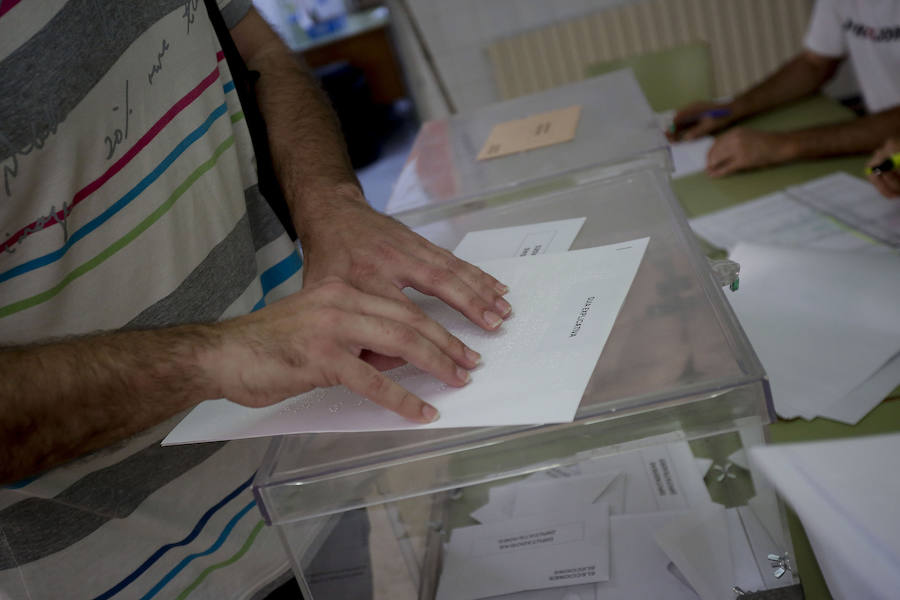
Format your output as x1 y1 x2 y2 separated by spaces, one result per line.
385 69 669 216
254 168 798 599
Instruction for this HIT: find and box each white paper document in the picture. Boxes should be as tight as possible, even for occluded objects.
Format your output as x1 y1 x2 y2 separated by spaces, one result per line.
670 137 714 179
471 441 711 524
483 512 704 600
163 239 649 443
436 504 612 600
726 243 900 423
511 471 626 517
788 171 900 248
453 218 586 262
654 506 734 600
485 583 596 600
749 434 900 600
598 512 702 600
689 191 892 254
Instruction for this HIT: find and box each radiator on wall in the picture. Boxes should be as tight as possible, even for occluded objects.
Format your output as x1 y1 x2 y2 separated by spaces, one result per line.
486 0 814 101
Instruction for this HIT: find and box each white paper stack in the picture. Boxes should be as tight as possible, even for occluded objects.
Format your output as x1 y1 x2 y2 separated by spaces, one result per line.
690 190 894 255
726 243 900 424
787 172 900 249
436 439 776 600
689 175 900 424
749 434 900 600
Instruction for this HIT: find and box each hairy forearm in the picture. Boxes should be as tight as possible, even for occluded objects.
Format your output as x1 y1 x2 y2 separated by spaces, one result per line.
0 325 221 483
777 106 900 161
236 14 364 242
730 52 840 120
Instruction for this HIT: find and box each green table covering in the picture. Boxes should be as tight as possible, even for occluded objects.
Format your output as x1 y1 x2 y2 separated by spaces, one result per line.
670 94 900 599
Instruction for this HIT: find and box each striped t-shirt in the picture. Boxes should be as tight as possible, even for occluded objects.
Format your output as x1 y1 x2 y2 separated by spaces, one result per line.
0 1 303 597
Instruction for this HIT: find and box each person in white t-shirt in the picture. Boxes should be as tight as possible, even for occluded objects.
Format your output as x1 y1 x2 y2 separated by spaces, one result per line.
668 0 900 177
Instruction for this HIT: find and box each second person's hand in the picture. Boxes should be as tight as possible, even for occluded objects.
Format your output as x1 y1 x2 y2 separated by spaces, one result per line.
668 101 735 141
866 137 900 198
705 128 792 177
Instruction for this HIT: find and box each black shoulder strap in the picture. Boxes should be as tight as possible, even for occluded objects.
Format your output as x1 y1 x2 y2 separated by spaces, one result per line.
202 0 298 240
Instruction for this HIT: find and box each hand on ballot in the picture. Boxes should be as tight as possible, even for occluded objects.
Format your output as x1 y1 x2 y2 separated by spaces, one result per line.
866 137 900 198
705 128 790 178
667 101 734 141
206 276 481 422
298 189 513 332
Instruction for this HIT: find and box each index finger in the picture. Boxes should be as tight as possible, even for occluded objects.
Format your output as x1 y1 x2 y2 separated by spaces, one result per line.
338 355 439 423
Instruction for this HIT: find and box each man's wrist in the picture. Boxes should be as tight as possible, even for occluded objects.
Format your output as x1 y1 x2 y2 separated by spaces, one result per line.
774 131 807 162
727 97 753 123
288 181 367 241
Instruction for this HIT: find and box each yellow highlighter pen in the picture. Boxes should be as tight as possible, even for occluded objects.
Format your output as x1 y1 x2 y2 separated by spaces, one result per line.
865 151 900 175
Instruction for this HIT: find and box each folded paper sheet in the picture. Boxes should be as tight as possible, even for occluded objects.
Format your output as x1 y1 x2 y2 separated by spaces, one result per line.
163 239 649 444
726 243 900 423
436 503 611 600
749 434 900 600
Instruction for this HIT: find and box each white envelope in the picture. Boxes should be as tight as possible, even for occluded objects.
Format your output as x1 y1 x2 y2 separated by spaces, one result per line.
595 512 702 599
436 503 611 600
471 483 521 524
486 583 596 600
654 506 734 600
512 471 625 517
453 218 586 262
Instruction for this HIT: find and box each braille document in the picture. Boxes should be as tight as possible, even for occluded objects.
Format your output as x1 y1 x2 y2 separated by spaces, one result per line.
435 503 612 600
163 238 649 444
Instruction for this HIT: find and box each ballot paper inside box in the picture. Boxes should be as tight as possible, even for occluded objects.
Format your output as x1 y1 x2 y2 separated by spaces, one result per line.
253 165 796 599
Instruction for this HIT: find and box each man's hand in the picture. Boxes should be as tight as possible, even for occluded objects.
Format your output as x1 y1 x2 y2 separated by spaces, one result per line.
230 10 512 331
867 138 900 198
300 186 512 332
667 101 735 141
211 276 481 422
705 128 793 178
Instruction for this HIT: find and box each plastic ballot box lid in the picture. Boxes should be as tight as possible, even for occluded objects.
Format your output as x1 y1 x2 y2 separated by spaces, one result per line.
385 69 669 217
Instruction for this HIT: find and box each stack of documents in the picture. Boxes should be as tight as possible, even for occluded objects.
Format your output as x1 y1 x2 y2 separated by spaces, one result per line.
436 439 777 600
787 172 900 249
689 173 900 424
726 243 900 423
749 434 900 600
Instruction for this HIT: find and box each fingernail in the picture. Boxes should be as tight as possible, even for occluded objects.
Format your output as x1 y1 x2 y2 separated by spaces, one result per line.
494 282 509 295
464 346 481 364
421 404 440 422
495 297 512 317
483 311 503 329
456 366 471 383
